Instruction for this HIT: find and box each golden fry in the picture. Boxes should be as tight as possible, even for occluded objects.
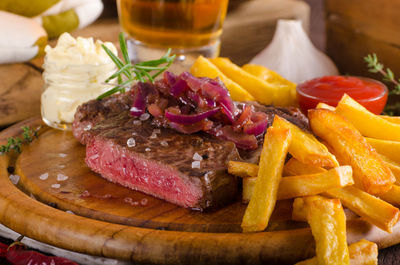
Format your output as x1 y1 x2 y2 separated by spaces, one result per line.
190 56 254 101
227 161 258 178
229 157 326 179
379 155 400 184
278 166 353 200
366 137 400 165
243 166 353 202
316 102 336 111
242 63 297 105
309 109 395 194
210 57 293 106
242 177 256 203
324 186 400 233
295 239 378 265
336 94 400 141
241 127 291 232
378 184 400 207
283 158 326 176
380 115 400 124
301 196 350 265
273 115 339 168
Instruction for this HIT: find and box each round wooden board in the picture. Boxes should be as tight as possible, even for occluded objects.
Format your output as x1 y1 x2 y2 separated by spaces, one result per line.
2 117 400 265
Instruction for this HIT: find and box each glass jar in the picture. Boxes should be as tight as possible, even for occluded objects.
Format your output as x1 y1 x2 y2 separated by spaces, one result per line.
41 59 116 130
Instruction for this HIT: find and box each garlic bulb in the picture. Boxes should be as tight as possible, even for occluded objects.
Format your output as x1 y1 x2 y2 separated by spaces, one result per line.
250 19 339 84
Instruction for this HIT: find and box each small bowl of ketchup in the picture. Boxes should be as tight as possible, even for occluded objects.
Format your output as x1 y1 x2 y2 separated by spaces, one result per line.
297 75 388 114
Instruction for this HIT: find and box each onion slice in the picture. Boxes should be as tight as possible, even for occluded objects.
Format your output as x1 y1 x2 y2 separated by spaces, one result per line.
165 107 220 125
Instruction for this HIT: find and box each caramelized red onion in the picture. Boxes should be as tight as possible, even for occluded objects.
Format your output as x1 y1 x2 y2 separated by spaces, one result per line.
129 71 269 150
165 107 220 125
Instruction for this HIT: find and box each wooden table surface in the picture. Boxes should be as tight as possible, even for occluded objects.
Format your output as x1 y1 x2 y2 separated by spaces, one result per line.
0 0 399 264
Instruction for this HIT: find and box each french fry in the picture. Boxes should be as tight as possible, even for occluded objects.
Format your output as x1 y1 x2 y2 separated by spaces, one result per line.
190 56 255 101
297 196 350 265
283 157 326 176
209 57 293 106
316 102 336 111
242 63 297 105
309 109 395 194
323 186 400 233
242 177 256 203
295 239 378 265
379 155 400 184
227 161 258 178
380 115 400 124
241 127 291 232
242 166 353 203
229 157 326 179
315 102 398 125
278 166 353 200
378 185 400 207
273 115 339 168
366 137 400 164
336 94 400 141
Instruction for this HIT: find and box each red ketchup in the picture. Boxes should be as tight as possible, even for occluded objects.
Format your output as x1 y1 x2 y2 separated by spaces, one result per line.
297 76 388 114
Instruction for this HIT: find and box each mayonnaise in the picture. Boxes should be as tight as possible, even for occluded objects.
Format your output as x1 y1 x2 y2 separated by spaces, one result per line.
41 32 117 130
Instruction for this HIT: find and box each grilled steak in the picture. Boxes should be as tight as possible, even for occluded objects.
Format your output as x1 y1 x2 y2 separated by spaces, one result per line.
73 91 308 210
73 94 240 210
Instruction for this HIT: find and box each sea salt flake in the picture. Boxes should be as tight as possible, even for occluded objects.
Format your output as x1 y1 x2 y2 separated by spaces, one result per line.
130 107 141 113
51 183 61 189
127 138 136 147
160 141 168 147
133 120 142 126
58 153 67 158
139 113 150 121
58 165 66 169
145 148 151 152
193 152 203 161
191 161 201 169
150 133 157 139
153 129 161 134
66 210 75 215
39 173 49 180
124 197 133 203
140 198 148 206
9 174 20 185
84 124 92 131
57 173 68 181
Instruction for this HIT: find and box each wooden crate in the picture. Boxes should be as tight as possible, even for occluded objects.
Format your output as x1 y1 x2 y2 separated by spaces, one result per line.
326 0 400 78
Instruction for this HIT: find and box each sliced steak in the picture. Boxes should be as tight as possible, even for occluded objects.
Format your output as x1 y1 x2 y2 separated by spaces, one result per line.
74 100 239 210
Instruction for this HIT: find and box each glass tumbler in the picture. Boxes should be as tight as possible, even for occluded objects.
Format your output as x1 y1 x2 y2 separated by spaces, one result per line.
117 0 229 70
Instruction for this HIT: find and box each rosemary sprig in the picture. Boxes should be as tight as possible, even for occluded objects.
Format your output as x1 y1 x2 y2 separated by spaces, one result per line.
364 54 400 95
97 33 176 100
0 126 38 155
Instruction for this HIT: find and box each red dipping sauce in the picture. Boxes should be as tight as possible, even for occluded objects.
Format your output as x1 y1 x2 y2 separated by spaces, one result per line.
297 76 388 114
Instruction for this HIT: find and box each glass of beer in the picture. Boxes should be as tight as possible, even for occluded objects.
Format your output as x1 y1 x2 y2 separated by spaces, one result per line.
117 0 229 70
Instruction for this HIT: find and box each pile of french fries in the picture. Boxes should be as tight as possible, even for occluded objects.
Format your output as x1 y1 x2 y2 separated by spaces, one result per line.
190 56 297 107
228 93 400 264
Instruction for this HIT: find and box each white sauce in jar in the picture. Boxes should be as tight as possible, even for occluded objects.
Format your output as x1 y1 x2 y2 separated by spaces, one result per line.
41 33 117 129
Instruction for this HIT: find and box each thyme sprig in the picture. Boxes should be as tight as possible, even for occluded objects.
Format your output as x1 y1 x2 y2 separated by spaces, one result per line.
97 33 176 100
0 126 38 155
364 54 400 95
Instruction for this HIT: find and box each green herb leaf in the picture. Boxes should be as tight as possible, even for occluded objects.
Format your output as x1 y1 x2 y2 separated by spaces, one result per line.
364 53 400 115
97 33 175 100
0 126 38 155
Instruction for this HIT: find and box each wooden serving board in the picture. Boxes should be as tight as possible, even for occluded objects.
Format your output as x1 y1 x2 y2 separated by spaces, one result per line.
1 118 400 264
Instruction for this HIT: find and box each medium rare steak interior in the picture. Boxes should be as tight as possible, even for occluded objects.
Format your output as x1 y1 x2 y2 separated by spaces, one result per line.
73 72 308 210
